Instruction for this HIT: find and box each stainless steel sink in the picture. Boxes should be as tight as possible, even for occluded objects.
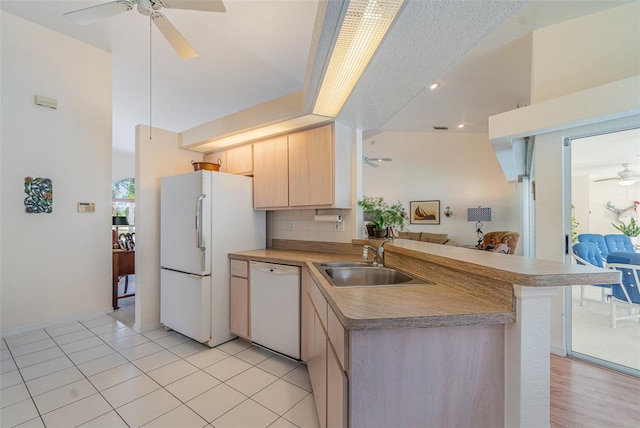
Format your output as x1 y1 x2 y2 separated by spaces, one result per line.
314 263 432 288
318 261 373 268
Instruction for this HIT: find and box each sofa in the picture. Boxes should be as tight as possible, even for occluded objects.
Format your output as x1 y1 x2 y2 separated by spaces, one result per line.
397 231 458 246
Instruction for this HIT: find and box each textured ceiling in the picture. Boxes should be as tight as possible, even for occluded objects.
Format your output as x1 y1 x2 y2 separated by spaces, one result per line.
1 0 635 155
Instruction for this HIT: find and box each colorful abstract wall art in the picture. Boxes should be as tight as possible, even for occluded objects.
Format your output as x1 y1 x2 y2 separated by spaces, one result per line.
24 176 53 214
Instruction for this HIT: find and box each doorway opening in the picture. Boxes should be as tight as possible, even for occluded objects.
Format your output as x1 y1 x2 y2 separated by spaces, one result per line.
111 177 136 328
567 127 640 376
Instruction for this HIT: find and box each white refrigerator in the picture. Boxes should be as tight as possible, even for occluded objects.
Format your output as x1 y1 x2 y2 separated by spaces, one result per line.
160 170 265 347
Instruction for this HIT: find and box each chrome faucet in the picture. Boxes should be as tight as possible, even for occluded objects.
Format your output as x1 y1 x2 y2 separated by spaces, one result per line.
363 243 386 266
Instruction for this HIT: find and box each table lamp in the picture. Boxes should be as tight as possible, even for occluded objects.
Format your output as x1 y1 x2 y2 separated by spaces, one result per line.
467 206 491 248
112 216 129 248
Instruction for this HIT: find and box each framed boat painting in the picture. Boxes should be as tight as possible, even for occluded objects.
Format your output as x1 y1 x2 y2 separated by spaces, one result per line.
410 200 440 224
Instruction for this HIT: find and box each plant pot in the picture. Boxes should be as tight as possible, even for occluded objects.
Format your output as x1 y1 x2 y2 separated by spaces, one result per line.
374 228 387 239
365 224 376 238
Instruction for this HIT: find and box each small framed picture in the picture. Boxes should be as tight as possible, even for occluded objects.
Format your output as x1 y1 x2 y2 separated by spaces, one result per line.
410 200 440 224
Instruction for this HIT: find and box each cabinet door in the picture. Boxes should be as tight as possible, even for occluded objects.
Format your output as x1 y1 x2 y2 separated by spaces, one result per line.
301 270 314 362
253 135 289 209
288 124 334 207
230 276 249 339
309 309 327 428
204 151 227 173
327 343 348 428
226 145 253 175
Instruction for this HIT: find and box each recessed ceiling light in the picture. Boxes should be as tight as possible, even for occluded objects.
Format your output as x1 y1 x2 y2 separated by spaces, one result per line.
457 123 465 129
429 82 440 90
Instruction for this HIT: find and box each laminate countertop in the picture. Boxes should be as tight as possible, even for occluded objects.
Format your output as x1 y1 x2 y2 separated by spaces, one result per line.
229 240 618 330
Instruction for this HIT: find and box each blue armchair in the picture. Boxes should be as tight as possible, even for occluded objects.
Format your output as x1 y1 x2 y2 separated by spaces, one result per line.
604 234 638 253
577 233 609 261
572 242 613 306
606 252 640 328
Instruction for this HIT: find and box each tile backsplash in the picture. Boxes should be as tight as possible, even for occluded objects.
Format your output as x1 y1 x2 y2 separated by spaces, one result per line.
268 209 353 243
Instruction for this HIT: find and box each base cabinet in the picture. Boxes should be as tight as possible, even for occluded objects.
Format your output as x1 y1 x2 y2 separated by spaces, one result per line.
326 345 348 428
304 270 348 428
303 268 504 428
229 260 250 340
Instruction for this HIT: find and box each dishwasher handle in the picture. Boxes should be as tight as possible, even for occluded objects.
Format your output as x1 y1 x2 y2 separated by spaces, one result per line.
250 261 300 276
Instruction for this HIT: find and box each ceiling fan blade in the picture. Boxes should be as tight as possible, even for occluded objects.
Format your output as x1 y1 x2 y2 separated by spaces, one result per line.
64 1 133 25
162 0 226 12
152 12 198 59
593 177 621 182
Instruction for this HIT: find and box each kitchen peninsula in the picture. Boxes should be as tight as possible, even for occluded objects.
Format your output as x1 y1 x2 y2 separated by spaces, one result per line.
229 238 619 428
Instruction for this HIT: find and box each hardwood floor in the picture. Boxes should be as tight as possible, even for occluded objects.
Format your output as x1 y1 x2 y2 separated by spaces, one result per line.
551 354 640 427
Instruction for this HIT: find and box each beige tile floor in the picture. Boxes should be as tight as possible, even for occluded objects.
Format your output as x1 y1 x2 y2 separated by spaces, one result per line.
0 316 319 427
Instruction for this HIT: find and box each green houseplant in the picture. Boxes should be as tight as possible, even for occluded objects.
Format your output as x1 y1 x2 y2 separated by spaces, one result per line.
358 196 407 238
612 217 640 238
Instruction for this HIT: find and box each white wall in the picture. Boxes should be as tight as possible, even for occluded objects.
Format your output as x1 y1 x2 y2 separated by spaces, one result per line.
0 12 112 333
529 2 640 353
573 178 640 236
113 150 135 184
363 132 522 247
267 130 521 247
531 1 640 104
134 125 201 332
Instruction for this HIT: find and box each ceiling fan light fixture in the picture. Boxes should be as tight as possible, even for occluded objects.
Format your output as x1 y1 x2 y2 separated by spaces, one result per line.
617 178 636 186
312 0 404 117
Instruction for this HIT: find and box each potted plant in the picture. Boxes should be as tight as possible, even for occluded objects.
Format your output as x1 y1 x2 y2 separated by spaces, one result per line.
612 217 640 238
358 196 407 238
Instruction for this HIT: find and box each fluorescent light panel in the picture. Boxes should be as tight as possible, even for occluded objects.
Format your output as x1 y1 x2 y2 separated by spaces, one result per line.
313 0 404 117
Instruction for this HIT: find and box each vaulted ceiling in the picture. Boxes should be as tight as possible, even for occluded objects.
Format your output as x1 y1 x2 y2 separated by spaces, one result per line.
1 0 634 160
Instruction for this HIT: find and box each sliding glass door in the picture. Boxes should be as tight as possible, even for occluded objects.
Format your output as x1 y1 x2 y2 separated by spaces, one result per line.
566 127 640 377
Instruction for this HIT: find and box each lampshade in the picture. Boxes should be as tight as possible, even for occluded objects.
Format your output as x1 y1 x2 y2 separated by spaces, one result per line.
112 216 129 226
467 207 492 222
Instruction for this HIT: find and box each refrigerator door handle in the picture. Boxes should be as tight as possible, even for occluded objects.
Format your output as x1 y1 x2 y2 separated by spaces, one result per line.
195 194 206 251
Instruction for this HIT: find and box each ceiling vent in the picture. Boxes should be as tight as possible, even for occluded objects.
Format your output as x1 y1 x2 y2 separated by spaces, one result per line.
433 126 448 130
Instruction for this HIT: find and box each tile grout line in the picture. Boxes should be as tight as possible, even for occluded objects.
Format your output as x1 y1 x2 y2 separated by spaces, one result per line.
4 318 316 428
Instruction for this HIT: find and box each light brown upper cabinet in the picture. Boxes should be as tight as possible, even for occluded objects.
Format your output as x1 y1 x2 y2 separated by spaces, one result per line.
252 123 352 210
204 144 253 176
203 151 226 172
253 135 289 209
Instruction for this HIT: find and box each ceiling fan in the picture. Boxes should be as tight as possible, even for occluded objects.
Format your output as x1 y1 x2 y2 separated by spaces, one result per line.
64 0 226 59
593 163 640 185
363 155 392 168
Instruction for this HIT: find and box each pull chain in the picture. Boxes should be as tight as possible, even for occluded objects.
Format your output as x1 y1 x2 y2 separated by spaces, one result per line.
149 15 153 140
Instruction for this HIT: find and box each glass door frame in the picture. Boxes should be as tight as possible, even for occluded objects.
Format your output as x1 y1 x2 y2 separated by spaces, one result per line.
563 127 640 378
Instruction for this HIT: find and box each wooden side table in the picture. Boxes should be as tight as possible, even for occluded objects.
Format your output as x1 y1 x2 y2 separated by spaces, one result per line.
112 250 135 309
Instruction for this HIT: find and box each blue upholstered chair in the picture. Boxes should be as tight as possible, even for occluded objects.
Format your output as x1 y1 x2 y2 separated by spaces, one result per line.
572 242 613 306
577 233 609 262
606 252 640 328
604 234 638 254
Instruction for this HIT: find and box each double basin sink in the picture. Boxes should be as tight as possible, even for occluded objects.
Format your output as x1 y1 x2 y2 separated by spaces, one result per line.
314 261 432 288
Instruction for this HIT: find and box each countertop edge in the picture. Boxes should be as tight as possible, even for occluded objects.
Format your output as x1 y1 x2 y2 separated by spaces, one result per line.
230 249 515 330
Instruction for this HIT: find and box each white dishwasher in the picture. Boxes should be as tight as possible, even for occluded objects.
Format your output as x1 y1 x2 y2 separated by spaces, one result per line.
250 261 301 359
